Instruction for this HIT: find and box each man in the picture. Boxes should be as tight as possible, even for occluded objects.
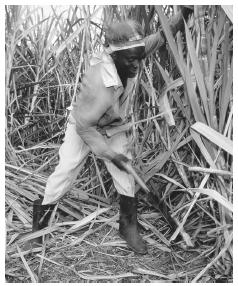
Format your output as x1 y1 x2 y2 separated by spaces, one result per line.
30 9 192 254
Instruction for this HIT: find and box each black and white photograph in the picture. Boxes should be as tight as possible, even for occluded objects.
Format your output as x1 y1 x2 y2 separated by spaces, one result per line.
5 4 233 283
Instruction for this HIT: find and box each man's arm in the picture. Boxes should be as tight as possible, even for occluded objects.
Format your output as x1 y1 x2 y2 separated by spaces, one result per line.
144 30 165 57
71 66 129 170
144 6 193 57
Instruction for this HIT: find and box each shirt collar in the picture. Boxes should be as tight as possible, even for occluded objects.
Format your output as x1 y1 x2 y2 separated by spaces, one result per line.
90 51 123 90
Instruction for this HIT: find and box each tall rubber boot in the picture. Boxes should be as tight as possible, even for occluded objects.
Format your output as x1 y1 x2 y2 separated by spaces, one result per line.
31 198 55 245
119 195 147 254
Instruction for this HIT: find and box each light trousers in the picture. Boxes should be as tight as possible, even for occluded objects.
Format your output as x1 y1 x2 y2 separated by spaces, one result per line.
42 117 135 205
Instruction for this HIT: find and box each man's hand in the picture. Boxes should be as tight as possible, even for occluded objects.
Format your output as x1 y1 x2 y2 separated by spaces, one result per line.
111 154 130 172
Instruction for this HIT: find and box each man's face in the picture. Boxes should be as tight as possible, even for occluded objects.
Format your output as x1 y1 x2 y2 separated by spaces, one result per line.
113 46 145 79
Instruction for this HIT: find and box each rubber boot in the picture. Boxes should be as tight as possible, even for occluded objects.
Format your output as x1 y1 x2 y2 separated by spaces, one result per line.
119 195 147 254
23 199 55 250
31 198 55 245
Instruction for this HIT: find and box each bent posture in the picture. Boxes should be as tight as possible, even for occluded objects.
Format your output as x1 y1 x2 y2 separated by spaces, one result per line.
30 15 188 254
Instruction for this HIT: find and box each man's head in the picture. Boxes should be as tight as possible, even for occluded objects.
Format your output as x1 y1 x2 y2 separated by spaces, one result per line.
105 20 145 81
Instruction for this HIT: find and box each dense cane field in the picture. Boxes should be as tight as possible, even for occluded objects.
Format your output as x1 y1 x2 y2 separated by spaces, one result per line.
5 5 233 283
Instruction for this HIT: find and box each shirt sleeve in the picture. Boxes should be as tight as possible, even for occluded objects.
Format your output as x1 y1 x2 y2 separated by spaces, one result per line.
71 64 118 161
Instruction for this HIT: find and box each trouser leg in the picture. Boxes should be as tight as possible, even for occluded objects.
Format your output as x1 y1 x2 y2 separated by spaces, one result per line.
103 132 135 197
27 119 90 248
42 117 90 205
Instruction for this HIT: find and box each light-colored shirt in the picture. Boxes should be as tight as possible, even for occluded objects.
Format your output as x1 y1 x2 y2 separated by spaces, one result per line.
70 52 131 161
70 30 164 161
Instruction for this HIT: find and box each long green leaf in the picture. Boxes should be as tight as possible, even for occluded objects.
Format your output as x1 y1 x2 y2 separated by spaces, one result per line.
219 59 233 132
184 21 210 124
207 9 226 128
183 68 207 123
179 188 232 213
191 122 233 155
155 5 185 77
55 22 85 57
221 5 233 23
156 5 206 123
67 207 110 233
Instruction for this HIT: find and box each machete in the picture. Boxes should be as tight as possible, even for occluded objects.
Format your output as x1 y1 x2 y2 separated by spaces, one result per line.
120 160 150 193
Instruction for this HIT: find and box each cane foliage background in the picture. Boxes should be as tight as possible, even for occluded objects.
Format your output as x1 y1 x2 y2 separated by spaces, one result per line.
5 5 233 283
